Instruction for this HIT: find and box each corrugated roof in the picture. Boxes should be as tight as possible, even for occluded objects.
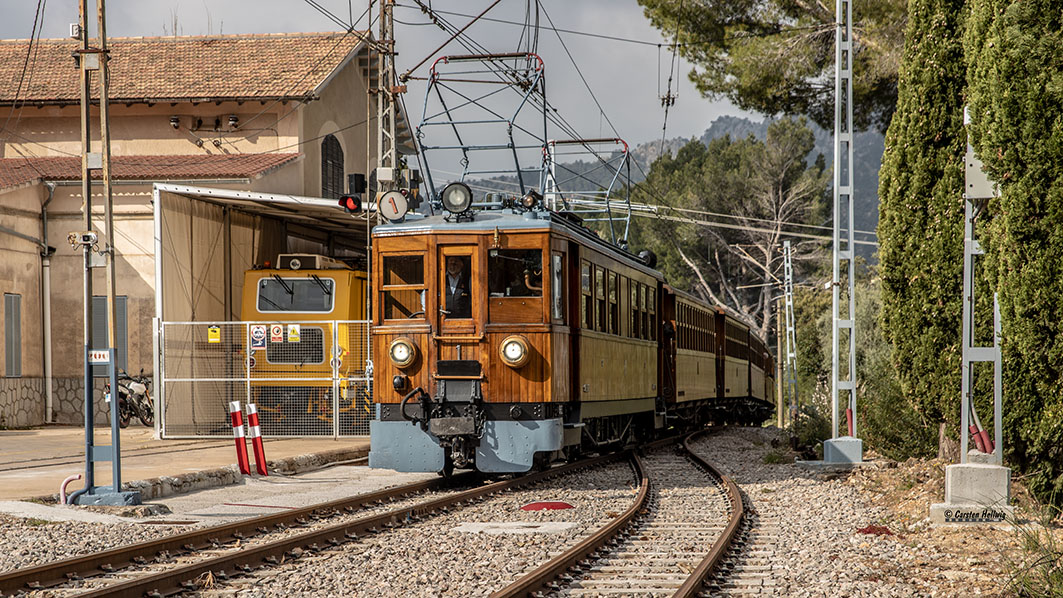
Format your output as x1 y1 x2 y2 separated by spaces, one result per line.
0 153 301 190
0 32 368 105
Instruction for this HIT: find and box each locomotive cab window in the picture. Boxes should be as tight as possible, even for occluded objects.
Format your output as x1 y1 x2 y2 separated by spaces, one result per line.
381 255 425 320
488 250 542 297
258 277 334 313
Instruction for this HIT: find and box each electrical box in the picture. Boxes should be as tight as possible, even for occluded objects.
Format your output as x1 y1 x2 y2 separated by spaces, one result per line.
376 167 395 183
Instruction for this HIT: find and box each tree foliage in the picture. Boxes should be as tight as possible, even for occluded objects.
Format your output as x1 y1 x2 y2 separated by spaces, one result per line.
876 0 966 443
631 118 829 340
966 0 1063 500
637 0 907 133
795 266 936 459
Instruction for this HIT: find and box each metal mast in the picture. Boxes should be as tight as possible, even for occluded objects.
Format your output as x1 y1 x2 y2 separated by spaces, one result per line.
831 0 857 439
783 240 798 425
375 0 399 202
68 0 138 506
960 106 1002 464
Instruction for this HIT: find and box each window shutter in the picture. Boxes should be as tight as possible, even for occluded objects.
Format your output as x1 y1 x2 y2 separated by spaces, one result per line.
4 294 20 377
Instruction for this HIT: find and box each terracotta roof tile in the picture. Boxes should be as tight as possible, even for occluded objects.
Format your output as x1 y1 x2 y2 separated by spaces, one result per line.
0 32 368 105
0 153 301 190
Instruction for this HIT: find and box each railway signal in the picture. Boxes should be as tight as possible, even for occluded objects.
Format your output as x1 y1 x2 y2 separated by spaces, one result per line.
339 194 362 214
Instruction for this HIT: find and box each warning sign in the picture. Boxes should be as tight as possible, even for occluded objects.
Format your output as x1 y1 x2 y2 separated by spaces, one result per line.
287 324 301 343
208 325 221 344
250 325 267 349
270 324 284 343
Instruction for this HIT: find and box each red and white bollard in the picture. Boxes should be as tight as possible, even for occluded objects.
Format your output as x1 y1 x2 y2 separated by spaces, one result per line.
229 401 251 475
246 403 268 476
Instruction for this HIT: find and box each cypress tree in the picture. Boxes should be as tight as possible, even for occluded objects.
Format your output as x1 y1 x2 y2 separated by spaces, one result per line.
876 0 967 450
966 0 1063 499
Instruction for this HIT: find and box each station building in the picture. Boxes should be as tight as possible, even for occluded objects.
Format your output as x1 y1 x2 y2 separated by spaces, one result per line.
0 32 410 427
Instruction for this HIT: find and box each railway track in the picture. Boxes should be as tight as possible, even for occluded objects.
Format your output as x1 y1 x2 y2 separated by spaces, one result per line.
0 472 470 597
493 429 745 598
1 451 630 598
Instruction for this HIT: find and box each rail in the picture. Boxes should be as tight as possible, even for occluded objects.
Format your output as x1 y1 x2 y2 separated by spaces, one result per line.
491 428 746 598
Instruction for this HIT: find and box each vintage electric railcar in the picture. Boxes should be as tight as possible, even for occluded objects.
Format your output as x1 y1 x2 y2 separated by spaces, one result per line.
240 254 369 430
368 186 774 474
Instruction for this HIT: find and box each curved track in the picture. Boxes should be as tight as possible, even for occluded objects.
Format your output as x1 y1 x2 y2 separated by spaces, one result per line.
1 452 632 598
493 429 745 598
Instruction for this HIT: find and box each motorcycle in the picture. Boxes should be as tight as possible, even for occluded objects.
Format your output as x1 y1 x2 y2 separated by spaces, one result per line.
104 369 155 428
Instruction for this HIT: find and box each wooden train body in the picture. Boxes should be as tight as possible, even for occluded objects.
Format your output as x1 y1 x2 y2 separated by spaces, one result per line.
368 208 774 473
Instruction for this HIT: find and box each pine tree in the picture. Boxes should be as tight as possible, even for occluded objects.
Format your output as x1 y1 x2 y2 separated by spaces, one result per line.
876 0 967 452
966 0 1063 499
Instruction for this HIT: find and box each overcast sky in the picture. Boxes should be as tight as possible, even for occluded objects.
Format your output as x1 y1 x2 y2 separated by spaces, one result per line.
2 1 748 152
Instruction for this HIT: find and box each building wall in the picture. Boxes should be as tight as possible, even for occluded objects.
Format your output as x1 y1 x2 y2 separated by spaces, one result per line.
299 49 375 198
0 51 378 427
0 102 298 159
0 184 45 427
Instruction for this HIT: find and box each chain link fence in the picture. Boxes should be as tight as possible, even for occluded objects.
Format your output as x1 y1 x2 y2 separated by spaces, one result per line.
159 321 372 438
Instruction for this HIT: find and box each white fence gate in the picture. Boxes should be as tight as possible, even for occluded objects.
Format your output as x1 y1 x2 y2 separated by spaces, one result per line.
158 320 372 438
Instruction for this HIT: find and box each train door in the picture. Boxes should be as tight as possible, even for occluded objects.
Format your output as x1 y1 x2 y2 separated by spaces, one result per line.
567 241 582 402
436 244 480 353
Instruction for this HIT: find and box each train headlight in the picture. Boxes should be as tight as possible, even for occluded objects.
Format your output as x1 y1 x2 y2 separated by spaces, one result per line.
499 335 531 368
521 189 542 210
389 337 418 368
441 182 473 214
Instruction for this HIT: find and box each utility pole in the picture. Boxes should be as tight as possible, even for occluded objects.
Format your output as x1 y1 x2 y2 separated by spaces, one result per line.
782 240 798 427
66 0 139 506
825 0 863 464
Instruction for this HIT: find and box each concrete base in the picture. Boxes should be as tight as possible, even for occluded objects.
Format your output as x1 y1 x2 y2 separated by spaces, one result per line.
823 436 863 463
930 452 1013 527
71 489 142 506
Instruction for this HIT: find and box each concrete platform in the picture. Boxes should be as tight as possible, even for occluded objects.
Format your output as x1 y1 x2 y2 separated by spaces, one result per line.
0 426 369 501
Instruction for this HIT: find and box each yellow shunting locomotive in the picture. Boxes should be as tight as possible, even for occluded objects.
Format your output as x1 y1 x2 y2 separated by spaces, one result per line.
241 254 370 433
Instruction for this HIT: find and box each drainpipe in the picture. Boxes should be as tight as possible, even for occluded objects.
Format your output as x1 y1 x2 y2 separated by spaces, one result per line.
41 182 56 423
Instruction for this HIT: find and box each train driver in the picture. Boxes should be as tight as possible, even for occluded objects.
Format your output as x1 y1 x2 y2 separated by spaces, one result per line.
445 255 472 318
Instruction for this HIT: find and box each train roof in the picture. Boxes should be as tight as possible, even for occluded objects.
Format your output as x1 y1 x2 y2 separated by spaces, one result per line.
373 209 664 279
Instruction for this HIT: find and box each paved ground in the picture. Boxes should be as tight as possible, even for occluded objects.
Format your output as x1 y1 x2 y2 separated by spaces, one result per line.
0 425 369 501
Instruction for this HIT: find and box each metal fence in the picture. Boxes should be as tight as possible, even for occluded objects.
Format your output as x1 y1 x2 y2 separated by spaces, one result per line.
159 320 372 438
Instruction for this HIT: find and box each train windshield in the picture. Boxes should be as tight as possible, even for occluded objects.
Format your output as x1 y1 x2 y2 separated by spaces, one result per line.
258 277 334 312
488 249 542 297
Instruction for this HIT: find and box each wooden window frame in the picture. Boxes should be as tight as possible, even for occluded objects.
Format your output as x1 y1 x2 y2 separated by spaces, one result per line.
380 252 426 323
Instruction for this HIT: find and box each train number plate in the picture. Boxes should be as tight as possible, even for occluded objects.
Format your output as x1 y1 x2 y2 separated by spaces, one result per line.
429 417 476 436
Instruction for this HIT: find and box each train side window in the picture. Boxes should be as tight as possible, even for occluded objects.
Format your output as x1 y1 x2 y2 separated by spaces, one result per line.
648 288 656 340
382 255 425 320
607 271 618 335
640 285 648 340
581 261 592 328
595 266 605 332
631 283 641 338
552 253 564 322
488 249 542 297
